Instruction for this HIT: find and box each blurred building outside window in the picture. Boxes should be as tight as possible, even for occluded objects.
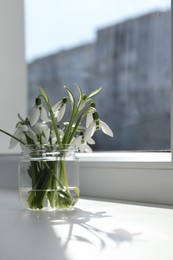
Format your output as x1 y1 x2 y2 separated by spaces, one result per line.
24 0 171 152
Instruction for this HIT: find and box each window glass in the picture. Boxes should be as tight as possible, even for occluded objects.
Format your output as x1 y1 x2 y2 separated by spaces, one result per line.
24 0 171 151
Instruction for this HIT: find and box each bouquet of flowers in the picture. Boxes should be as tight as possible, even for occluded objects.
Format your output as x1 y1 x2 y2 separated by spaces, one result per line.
0 84 113 210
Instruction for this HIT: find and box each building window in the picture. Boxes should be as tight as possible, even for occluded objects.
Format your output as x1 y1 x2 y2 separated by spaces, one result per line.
25 0 171 152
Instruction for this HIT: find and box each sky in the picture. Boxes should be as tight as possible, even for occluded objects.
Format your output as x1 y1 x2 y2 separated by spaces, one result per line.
24 0 170 62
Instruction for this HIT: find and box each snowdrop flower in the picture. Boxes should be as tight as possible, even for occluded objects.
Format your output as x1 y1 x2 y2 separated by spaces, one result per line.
9 125 37 149
86 103 96 128
86 112 93 128
72 133 95 153
32 122 50 144
52 98 67 122
28 97 48 126
32 122 49 135
50 127 64 144
85 112 113 140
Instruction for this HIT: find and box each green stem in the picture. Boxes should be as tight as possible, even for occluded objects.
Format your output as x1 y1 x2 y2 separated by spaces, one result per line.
63 94 93 144
60 160 68 188
63 102 76 144
50 107 62 145
39 89 62 146
62 85 86 144
67 111 86 143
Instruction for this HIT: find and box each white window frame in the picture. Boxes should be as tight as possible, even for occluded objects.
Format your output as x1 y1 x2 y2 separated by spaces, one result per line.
0 0 173 206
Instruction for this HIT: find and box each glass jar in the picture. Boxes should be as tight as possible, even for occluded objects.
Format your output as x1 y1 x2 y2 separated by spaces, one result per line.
18 144 79 211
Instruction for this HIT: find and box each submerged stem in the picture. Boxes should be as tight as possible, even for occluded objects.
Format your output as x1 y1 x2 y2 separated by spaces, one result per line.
60 159 68 188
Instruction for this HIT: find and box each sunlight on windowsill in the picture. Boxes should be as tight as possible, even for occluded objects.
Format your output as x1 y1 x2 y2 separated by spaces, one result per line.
77 151 171 162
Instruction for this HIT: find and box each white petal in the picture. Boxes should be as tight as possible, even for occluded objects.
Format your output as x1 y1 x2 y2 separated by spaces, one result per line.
41 135 49 145
44 128 50 141
57 104 66 122
52 101 62 117
28 106 40 126
21 125 28 132
78 143 85 153
58 128 64 139
87 137 95 145
20 134 27 144
51 137 57 144
100 120 114 137
78 143 93 153
26 128 37 143
50 130 57 144
72 136 82 148
9 138 18 149
9 128 23 149
85 121 96 140
40 106 48 122
32 122 48 135
86 112 93 128
84 144 93 153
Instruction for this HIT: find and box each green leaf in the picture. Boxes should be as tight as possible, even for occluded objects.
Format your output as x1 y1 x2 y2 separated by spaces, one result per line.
39 87 49 103
74 83 83 103
17 113 25 122
64 85 75 106
87 87 102 99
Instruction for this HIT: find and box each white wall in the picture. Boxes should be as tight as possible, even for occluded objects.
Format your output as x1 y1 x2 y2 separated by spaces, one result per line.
0 0 27 153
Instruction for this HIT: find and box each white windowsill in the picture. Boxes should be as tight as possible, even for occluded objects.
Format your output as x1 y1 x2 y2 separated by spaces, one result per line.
77 151 171 162
0 189 173 260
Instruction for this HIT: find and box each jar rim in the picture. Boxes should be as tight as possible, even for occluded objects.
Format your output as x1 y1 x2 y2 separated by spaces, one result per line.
20 144 76 156
21 144 75 149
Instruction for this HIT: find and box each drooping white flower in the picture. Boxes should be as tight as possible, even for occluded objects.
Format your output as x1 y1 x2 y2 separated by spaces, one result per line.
72 133 95 153
28 97 48 126
24 126 38 143
9 128 23 149
85 112 113 140
9 125 37 149
32 122 50 144
80 142 93 153
87 137 95 145
86 112 94 128
86 103 96 127
32 122 49 135
52 98 67 122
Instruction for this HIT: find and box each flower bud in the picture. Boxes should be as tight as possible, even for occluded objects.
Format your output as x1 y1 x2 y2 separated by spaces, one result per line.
35 97 41 106
93 112 99 120
82 95 87 100
62 97 67 104
91 102 96 108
